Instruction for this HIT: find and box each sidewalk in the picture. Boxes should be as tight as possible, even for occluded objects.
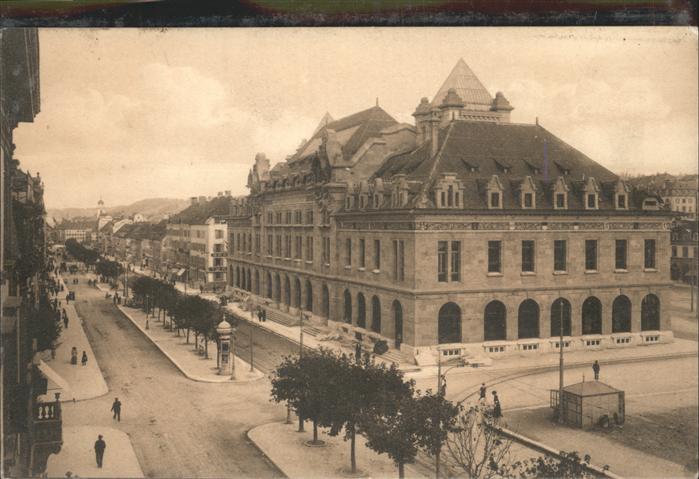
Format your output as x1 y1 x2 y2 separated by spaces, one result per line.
248 421 428 479
46 426 143 478
117 304 264 383
38 275 109 402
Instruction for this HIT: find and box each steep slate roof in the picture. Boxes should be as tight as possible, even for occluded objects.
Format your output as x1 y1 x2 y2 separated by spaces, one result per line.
169 196 230 225
430 59 493 108
374 121 627 210
289 105 398 164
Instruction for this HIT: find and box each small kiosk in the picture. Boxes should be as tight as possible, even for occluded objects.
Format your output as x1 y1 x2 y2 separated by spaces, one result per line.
551 381 625 428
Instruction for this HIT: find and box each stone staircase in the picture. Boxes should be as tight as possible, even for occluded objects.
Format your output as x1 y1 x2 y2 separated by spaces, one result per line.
264 307 300 327
302 324 325 337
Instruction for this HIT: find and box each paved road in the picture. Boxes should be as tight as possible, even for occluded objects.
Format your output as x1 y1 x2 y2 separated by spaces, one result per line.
62 279 285 478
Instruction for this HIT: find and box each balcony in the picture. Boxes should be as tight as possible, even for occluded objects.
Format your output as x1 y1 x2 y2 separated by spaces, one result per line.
30 395 63 475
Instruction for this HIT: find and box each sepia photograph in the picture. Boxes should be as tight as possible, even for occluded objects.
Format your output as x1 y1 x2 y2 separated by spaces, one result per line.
1 26 698 478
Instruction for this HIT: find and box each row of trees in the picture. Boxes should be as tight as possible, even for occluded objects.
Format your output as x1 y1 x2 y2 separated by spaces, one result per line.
129 275 224 358
271 349 604 479
64 238 100 265
271 349 459 478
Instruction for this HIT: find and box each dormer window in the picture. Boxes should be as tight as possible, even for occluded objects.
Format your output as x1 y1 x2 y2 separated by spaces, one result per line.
587 193 597 209
555 193 566 209
487 175 505 209
583 177 600 210
435 174 463 209
523 193 534 208
614 180 630 210
617 194 627 209
519 176 537 209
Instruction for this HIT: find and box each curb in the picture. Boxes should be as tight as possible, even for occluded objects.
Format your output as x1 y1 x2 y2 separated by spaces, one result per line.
116 305 265 384
246 425 290 479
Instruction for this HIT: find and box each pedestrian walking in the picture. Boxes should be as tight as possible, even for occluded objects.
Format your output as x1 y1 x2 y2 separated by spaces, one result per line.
111 398 121 422
479 383 487 402
70 347 78 366
63 314 69 329
65 293 70 304
592 360 600 381
81 351 88 366
94 435 106 468
354 342 362 363
492 391 502 419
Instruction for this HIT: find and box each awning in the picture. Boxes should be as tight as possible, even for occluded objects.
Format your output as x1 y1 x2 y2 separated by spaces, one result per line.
37 359 73 398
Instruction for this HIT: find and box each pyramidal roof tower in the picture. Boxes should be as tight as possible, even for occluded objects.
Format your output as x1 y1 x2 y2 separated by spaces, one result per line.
430 58 493 110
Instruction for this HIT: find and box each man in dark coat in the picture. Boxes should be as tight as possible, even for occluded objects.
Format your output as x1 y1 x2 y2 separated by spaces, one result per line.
592 360 600 380
111 398 121 421
94 435 106 468
492 391 502 419
479 383 487 401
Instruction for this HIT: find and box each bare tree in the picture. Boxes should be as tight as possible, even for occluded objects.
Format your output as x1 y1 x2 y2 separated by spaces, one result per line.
445 404 514 479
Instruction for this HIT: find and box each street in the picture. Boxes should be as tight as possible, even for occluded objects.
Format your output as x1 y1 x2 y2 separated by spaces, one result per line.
63 278 285 478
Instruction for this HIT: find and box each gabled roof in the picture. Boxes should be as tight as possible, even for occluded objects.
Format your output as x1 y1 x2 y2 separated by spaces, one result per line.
289 106 398 165
430 59 493 108
168 196 230 225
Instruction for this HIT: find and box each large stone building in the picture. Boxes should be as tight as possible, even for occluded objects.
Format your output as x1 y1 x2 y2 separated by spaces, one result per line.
227 59 674 362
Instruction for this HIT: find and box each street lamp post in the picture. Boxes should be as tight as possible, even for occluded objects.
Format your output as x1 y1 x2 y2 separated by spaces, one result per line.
434 347 460 479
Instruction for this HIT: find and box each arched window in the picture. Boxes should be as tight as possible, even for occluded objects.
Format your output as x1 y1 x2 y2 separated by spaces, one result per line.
357 293 366 328
392 300 403 348
550 298 571 336
274 273 281 303
254 270 260 295
266 271 272 298
235 267 240 287
582 297 602 335
284 275 291 306
641 294 660 331
438 302 461 344
612 295 632 333
484 300 507 341
371 296 381 334
343 290 352 324
322 284 330 318
518 299 540 339
293 277 301 308
246 269 251 292
305 280 313 313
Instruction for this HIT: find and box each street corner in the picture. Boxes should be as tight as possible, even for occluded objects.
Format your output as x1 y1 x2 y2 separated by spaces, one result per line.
46 425 144 479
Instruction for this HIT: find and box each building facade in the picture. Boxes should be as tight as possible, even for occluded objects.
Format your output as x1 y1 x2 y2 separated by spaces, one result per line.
2 28 63 477
671 220 698 283
227 59 674 362
162 195 230 290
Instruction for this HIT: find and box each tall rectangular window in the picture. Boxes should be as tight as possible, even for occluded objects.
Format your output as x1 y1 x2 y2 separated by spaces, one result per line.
346 238 352 266
615 239 627 270
554 240 567 271
295 236 302 259
306 237 313 261
437 241 448 282
451 241 461 281
521 240 535 272
393 240 405 281
585 239 598 271
490 192 500 208
276 235 282 257
488 241 502 273
374 239 381 269
359 239 366 268
254 234 260 254
267 235 273 255
644 239 656 269
523 193 533 208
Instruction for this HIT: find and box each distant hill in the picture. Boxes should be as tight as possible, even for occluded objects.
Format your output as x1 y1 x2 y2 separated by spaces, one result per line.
48 198 189 223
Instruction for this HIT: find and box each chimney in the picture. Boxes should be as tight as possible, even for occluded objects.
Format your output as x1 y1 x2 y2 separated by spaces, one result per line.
429 107 441 158
225 190 231 196
190 197 199 205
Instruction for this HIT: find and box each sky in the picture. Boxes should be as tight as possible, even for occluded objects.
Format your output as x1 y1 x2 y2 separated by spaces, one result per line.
13 27 698 210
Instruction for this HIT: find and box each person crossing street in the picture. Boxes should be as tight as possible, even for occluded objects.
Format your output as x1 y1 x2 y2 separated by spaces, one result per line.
111 397 122 422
